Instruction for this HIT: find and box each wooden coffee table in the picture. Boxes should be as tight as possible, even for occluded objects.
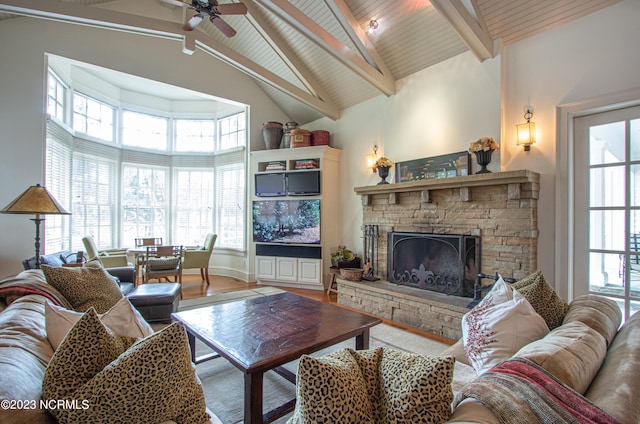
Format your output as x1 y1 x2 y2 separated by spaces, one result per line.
171 292 381 424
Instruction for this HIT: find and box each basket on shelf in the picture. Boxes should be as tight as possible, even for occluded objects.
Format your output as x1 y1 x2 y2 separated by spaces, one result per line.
340 268 364 281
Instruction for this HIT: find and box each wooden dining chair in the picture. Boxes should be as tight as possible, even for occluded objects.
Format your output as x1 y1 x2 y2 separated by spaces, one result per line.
141 245 184 287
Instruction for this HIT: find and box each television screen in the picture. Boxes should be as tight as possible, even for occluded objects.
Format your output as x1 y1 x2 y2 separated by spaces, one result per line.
286 171 321 196
253 199 320 244
255 173 286 197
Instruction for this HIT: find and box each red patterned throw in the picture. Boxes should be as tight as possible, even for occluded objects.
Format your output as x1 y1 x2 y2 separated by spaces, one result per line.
453 357 620 424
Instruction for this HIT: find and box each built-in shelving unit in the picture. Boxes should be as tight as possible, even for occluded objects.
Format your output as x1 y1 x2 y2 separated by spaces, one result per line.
251 145 341 290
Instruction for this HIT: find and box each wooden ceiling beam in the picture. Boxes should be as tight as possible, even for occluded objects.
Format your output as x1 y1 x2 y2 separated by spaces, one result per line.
0 0 340 119
242 0 337 110
323 0 393 80
430 0 494 61
253 0 396 96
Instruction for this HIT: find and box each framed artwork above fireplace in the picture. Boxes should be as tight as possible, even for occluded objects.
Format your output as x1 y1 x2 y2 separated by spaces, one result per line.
395 151 470 183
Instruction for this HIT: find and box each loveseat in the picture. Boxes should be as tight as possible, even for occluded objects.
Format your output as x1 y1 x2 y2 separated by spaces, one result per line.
0 268 221 424
287 272 640 424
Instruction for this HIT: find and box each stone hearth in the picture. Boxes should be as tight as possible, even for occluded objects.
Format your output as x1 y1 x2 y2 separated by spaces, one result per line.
338 170 540 339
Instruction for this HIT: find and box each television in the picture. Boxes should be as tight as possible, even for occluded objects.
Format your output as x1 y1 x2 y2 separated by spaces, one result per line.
255 173 286 197
253 199 320 244
286 171 321 196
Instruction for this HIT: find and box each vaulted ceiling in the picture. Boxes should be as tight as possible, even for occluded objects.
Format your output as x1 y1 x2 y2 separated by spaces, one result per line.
0 0 621 124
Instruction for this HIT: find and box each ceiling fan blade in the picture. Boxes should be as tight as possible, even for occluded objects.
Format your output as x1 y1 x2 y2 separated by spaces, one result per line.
158 0 190 7
215 3 247 15
183 14 204 31
210 15 237 37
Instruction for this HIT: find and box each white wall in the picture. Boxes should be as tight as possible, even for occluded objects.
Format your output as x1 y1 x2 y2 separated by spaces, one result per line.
0 15 288 277
308 50 501 263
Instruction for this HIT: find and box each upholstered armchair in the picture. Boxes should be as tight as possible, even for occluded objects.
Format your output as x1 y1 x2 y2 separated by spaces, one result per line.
182 233 217 286
82 235 130 268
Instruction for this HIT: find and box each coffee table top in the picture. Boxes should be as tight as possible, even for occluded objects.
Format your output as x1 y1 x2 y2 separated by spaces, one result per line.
172 292 381 372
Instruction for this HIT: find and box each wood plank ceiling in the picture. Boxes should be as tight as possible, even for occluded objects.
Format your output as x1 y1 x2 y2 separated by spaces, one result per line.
0 0 621 124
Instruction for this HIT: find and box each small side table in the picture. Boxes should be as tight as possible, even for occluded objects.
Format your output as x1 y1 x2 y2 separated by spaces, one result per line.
327 267 340 295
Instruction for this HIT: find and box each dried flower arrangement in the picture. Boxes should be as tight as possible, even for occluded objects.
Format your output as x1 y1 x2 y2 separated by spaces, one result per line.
468 137 500 153
374 156 394 169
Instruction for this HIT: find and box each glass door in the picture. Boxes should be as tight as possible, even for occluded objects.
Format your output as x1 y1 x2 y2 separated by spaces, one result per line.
574 105 640 320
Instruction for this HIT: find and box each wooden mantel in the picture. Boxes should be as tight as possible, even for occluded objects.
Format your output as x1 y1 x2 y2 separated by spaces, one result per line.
355 169 539 204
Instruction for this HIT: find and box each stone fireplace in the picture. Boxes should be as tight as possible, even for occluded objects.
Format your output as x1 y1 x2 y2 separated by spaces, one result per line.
337 170 540 340
388 232 480 297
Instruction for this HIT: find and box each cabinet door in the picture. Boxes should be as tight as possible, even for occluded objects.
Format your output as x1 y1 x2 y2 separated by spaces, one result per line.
256 256 276 280
276 257 298 281
298 258 321 285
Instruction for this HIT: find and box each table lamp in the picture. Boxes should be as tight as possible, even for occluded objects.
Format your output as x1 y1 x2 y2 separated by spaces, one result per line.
1 184 70 268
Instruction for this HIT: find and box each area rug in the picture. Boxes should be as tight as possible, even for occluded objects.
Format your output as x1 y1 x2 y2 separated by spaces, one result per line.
178 289 451 424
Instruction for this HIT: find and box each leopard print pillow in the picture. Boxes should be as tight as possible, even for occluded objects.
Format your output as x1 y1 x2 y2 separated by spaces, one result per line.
379 349 455 424
42 262 123 313
42 310 209 423
290 348 376 423
511 270 569 330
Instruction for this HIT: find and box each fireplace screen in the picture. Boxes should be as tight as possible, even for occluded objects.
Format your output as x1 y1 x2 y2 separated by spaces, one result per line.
387 232 480 297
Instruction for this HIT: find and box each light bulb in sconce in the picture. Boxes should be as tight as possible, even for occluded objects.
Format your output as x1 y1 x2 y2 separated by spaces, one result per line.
366 145 378 172
516 108 537 151
368 19 379 34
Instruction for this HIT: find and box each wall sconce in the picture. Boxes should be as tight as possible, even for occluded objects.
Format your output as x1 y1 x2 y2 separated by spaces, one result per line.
516 109 536 151
366 145 378 172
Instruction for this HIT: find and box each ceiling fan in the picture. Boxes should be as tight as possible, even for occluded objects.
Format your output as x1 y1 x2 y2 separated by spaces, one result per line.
159 0 247 37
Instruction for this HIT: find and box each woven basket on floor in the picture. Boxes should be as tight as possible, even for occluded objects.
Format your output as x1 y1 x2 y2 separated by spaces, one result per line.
340 268 363 281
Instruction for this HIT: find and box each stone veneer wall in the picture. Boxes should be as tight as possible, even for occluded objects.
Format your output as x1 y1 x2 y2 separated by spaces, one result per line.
337 170 540 340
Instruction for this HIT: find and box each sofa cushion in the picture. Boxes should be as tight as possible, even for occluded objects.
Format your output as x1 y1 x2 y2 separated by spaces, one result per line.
585 310 640 423
290 348 376 423
514 321 607 394
378 349 455 424
41 261 123 313
462 277 549 374
45 297 153 350
510 270 569 330
0 296 56 424
42 309 209 423
563 294 621 346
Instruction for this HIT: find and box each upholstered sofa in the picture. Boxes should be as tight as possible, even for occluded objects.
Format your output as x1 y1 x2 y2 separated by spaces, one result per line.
441 293 640 423
0 268 221 424
288 272 640 424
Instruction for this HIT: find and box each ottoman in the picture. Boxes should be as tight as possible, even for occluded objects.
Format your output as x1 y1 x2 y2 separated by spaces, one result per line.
126 283 181 323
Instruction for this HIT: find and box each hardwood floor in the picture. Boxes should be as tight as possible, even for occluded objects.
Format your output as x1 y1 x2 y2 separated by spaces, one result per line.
180 273 455 345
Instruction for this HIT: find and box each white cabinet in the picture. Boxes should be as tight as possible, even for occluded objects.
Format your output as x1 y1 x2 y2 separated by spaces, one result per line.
251 146 341 291
255 256 322 288
276 257 298 282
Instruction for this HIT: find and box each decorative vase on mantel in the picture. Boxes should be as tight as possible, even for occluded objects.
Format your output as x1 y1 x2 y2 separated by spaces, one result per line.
474 149 494 174
377 166 391 185
262 122 283 150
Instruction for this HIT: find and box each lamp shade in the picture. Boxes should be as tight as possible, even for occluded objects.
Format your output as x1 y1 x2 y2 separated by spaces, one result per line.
1 184 69 215
516 121 536 150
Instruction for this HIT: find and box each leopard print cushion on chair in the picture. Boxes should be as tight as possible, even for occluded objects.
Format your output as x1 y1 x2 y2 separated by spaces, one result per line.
41 260 123 314
289 348 376 423
511 270 569 330
378 349 455 424
42 309 209 424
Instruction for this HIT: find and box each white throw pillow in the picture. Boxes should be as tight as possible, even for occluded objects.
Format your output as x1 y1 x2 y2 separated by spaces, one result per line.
45 297 154 350
462 277 549 375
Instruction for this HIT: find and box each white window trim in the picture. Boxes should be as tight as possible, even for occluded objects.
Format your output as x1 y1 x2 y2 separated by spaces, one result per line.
556 87 640 302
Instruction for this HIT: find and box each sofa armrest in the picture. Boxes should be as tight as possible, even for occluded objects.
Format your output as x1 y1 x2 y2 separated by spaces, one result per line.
106 266 136 284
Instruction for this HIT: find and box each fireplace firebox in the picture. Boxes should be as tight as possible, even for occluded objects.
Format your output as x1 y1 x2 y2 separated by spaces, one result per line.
387 232 480 297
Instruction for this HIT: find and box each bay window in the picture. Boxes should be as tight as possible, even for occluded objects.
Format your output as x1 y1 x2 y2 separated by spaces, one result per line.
45 68 246 254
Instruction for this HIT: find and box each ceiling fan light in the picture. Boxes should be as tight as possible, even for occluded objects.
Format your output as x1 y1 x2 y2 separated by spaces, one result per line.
189 14 204 26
